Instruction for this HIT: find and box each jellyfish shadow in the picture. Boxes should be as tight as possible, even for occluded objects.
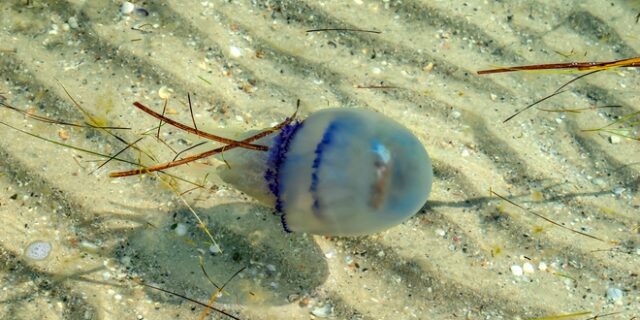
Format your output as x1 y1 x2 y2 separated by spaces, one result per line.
115 201 328 307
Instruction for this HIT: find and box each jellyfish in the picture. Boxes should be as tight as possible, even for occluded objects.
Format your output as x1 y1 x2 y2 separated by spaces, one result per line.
111 104 433 236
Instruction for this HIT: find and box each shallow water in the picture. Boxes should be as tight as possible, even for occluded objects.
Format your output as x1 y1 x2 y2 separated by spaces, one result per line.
0 1 638 319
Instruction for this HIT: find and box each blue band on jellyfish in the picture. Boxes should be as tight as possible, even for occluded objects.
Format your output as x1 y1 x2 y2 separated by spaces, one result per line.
264 121 303 232
310 121 339 217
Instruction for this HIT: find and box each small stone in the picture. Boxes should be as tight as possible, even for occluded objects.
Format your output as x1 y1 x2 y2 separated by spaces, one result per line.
606 287 623 302
345 255 354 265
538 262 548 272
209 244 221 254
25 241 52 261
490 93 497 101
121 2 135 15
435 228 446 237
298 296 311 307
311 304 332 318
522 262 535 274
510 264 523 276
609 135 621 144
612 187 626 196
80 240 100 251
324 248 336 259
287 293 300 303
174 223 187 236
591 177 606 187
68 17 79 29
229 46 242 58
48 24 59 35
158 86 172 99
58 129 70 140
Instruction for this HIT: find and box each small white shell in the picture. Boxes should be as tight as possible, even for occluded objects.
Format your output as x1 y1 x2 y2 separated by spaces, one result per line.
218 108 433 236
25 241 52 261
120 2 135 15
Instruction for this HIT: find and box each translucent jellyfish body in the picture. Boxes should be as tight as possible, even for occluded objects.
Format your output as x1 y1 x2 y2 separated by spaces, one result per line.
218 108 433 236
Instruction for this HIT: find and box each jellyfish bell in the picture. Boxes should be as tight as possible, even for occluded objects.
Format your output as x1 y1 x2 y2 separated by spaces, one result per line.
217 108 433 236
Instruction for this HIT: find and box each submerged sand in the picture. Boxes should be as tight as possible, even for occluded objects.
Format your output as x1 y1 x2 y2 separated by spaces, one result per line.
0 1 638 319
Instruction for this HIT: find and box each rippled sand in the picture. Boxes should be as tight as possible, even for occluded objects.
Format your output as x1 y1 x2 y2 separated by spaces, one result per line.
0 1 638 319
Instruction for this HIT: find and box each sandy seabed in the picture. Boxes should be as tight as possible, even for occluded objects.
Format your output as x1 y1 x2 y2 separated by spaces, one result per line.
0 1 638 319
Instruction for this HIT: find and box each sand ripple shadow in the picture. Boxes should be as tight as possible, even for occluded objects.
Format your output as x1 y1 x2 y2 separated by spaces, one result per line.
117 202 328 307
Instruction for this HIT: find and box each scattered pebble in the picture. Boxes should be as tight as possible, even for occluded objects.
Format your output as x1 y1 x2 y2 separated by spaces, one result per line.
538 262 548 272
174 223 187 236
490 93 497 101
80 240 100 252
311 304 332 318
435 228 446 237
48 24 59 35
612 187 626 196
324 248 336 259
510 264 523 276
68 17 79 29
606 287 623 302
209 244 221 254
229 46 242 58
609 135 621 144
522 262 535 274
287 293 300 303
591 177 606 187
121 2 135 15
298 296 311 307
25 241 52 261
344 255 354 265
58 128 70 140
158 86 172 99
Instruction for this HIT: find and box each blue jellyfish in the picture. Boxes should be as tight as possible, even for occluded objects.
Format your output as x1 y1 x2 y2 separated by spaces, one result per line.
216 108 433 236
